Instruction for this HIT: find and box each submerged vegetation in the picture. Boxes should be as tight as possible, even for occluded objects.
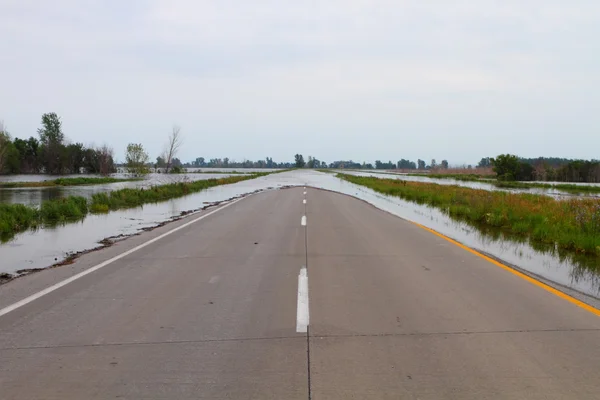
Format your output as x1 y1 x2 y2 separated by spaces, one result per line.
0 177 141 188
0 173 277 241
89 175 262 212
407 172 600 194
338 174 600 257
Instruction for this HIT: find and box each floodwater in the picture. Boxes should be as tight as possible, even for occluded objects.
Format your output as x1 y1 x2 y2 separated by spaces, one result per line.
341 170 600 199
1 170 599 302
0 170 279 206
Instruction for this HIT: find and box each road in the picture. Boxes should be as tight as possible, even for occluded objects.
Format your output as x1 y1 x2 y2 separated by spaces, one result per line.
1 187 600 399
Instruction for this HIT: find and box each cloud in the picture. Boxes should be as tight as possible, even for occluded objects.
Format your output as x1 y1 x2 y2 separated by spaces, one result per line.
1 0 599 163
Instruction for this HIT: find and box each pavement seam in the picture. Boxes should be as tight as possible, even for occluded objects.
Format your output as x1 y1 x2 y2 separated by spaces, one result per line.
0 335 306 351
303 186 312 400
310 328 600 340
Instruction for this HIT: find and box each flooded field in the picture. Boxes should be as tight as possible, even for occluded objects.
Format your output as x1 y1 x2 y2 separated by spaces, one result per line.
341 170 600 199
0 169 280 206
1 170 599 302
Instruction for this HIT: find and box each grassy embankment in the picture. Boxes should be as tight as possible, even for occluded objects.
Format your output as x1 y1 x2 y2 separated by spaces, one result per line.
337 174 600 257
0 172 278 241
0 177 142 188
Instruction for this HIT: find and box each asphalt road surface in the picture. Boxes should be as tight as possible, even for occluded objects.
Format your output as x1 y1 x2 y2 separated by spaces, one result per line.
1 187 600 399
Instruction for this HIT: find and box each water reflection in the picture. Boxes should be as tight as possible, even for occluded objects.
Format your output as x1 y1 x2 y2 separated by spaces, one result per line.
1 170 599 300
0 172 248 206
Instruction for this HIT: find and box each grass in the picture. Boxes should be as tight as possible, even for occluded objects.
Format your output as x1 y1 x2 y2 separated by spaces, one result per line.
337 173 600 257
89 175 261 212
0 177 142 188
0 171 286 241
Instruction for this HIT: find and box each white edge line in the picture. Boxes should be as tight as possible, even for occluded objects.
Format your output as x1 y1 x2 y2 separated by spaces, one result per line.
301 215 307 226
0 196 248 319
296 266 309 333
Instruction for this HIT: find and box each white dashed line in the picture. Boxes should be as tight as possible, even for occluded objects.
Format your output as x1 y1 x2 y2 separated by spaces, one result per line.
301 216 307 226
296 267 309 333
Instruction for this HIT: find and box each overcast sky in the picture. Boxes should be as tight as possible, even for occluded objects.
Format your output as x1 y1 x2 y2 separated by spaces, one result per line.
1 1 599 165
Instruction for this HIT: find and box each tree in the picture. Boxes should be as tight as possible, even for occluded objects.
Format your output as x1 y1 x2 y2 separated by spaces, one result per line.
97 145 115 175
441 160 449 169
155 156 166 169
491 154 520 181
0 121 10 173
193 157 206 168
477 157 492 168
65 143 85 173
38 113 64 144
295 154 305 168
38 112 65 174
13 137 40 173
163 125 183 173
417 159 426 170
125 143 150 176
430 159 437 169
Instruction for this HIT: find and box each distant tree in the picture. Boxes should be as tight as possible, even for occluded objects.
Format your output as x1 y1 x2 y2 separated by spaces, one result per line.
266 157 274 168
193 157 206 168
155 156 166 169
477 157 492 168
163 125 183 173
397 159 416 169
430 159 437 169
417 159 426 170
38 112 65 174
125 143 150 176
97 145 115 175
306 156 316 168
38 113 64 144
13 137 40 173
321 161 327 168
441 160 449 169
0 121 10 173
491 154 520 181
65 143 85 173
295 154 305 168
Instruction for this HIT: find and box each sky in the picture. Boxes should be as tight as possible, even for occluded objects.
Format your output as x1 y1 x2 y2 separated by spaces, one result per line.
1 0 599 165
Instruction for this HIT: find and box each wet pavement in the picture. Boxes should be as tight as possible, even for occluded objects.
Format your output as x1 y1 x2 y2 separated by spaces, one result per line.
1 170 599 300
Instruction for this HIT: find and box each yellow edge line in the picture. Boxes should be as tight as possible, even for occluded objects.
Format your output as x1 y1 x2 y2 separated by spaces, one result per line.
411 221 600 318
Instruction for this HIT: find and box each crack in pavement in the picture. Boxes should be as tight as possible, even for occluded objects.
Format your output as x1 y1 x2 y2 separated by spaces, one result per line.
0 335 307 351
310 327 600 340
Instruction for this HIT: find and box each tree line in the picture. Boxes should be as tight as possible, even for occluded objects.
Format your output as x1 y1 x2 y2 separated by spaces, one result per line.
490 154 600 182
0 114 115 175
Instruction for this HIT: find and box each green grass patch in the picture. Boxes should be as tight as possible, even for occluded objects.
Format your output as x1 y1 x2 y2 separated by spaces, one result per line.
337 173 600 257
89 175 262 211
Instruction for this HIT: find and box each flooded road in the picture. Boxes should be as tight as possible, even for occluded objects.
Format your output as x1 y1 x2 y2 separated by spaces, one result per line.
1 170 599 301
340 170 600 199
